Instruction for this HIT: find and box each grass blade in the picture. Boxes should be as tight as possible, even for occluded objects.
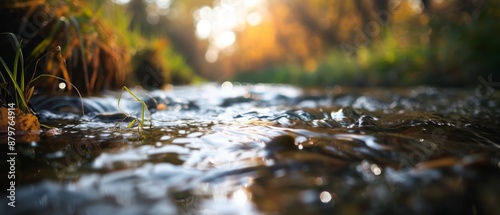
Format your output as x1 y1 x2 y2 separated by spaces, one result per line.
0 56 29 112
69 16 90 95
0 33 27 111
30 18 65 58
127 119 136 128
117 86 153 131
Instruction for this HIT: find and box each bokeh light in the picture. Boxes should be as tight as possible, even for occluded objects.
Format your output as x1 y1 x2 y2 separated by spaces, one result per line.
58 82 67 91
246 12 262 26
319 191 332 203
111 0 130 5
193 0 268 62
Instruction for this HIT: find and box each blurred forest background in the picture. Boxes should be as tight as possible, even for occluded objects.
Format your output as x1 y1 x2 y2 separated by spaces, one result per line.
1 0 499 95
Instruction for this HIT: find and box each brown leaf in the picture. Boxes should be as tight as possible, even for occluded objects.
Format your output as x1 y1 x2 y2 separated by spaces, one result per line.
24 86 35 103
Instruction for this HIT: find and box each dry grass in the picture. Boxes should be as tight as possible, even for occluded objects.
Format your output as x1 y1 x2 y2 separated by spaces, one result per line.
5 0 131 95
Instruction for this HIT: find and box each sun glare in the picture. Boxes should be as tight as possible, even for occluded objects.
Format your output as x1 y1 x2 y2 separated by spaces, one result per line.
193 0 267 63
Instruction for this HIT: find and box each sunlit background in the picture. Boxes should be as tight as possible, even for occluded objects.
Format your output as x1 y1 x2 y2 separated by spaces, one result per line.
1 0 499 93
112 0 500 87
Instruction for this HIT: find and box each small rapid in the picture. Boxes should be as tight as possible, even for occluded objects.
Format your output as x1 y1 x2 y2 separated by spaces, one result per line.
2 84 499 214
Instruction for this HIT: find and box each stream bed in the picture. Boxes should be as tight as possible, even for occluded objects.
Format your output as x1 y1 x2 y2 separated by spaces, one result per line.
2 83 500 214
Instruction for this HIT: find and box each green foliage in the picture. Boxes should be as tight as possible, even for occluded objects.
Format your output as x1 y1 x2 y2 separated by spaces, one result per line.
131 39 204 89
117 86 152 133
13 0 133 95
85 0 203 88
233 0 500 87
0 33 30 112
0 32 83 114
2 0 201 95
423 0 500 85
161 46 205 85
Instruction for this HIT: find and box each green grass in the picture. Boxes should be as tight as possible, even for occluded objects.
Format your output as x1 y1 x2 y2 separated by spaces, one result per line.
1 32 35 113
117 86 153 133
0 32 84 114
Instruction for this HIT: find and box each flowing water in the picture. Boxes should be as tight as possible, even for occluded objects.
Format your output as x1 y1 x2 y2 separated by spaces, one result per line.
2 83 500 215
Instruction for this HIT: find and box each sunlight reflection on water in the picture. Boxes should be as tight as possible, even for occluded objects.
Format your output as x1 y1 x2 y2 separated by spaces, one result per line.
5 84 500 214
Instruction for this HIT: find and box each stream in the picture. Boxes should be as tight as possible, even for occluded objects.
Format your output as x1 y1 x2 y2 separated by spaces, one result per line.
1 83 500 214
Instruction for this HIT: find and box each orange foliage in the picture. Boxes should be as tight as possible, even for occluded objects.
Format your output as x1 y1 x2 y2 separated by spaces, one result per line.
230 1 325 73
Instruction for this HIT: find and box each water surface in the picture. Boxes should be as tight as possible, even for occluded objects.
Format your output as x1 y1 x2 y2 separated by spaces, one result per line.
2 84 500 214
